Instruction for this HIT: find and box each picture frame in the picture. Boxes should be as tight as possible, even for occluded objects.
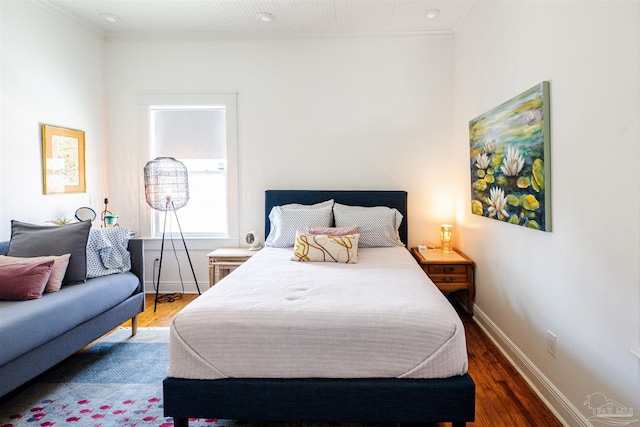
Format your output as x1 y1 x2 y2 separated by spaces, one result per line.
469 81 551 231
42 124 86 195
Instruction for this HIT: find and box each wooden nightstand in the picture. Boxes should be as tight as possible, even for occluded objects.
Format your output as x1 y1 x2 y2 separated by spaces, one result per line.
410 247 475 314
207 248 259 286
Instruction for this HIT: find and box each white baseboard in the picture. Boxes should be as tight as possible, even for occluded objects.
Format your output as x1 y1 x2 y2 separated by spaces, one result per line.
473 305 590 427
145 281 205 295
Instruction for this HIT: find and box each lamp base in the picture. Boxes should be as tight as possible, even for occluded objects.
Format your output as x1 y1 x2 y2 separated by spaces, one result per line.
153 201 201 312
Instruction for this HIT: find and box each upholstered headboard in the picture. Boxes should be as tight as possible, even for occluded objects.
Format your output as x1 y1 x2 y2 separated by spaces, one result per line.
264 190 408 245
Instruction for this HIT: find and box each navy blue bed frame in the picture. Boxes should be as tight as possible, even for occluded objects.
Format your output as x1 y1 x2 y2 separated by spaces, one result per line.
163 190 475 427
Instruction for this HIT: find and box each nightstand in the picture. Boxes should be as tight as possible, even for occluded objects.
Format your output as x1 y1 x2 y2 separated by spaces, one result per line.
207 248 258 286
410 247 475 314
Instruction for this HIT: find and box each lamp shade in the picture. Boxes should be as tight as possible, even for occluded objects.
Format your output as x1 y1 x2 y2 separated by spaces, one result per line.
144 157 189 211
440 224 453 253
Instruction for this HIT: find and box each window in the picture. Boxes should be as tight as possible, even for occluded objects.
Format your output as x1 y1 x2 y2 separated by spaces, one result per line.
139 93 238 239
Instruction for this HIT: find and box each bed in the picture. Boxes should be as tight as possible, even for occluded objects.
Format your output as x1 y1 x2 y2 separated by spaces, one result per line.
163 190 475 427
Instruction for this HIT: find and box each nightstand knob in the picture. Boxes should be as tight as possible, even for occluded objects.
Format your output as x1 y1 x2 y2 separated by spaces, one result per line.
444 266 455 273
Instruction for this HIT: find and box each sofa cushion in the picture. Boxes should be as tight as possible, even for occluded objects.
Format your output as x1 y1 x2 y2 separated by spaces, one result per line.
0 254 70 292
0 261 54 300
7 220 91 284
0 271 139 366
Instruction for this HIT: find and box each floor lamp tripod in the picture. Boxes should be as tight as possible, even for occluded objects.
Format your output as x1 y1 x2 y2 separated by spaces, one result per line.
144 157 201 312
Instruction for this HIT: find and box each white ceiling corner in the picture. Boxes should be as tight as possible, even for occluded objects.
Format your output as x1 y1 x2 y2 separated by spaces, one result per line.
36 0 475 39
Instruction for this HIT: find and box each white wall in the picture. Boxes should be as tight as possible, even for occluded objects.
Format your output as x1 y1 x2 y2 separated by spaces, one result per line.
6 2 638 422
105 35 456 290
453 1 640 423
0 1 107 239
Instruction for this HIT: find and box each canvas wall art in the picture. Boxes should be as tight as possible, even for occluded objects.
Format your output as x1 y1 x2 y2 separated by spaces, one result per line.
469 81 551 231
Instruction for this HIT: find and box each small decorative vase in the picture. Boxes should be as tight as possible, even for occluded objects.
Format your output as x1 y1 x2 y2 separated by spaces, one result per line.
105 214 119 226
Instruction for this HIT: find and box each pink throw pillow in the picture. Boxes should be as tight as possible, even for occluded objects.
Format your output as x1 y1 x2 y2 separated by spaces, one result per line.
0 254 70 292
0 260 54 300
307 225 359 236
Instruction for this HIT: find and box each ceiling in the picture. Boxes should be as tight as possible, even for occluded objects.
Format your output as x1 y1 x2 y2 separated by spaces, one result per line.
40 0 474 38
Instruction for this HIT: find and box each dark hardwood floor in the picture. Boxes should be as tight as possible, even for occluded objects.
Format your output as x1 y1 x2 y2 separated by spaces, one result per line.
126 294 562 427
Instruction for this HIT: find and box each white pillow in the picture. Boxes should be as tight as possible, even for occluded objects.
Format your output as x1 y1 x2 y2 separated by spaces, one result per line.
281 199 334 210
333 203 404 248
265 201 334 248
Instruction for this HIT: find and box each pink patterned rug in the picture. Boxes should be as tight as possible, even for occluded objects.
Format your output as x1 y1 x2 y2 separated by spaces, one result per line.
0 328 225 427
1 387 222 426
0 329 394 427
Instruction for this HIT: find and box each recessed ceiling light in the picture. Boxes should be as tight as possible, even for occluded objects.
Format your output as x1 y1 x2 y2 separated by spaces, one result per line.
425 9 440 19
100 12 121 23
257 12 274 22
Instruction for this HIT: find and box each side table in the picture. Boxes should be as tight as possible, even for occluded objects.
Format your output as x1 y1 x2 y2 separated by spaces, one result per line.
410 247 475 314
207 248 258 286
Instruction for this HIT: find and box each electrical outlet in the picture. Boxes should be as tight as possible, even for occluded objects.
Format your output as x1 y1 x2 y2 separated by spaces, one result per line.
547 331 557 357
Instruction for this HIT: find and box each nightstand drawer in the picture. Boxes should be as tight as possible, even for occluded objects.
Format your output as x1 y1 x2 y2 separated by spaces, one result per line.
429 273 468 284
427 265 468 275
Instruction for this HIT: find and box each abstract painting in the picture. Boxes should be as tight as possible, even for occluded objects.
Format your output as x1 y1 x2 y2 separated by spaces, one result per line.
469 81 551 231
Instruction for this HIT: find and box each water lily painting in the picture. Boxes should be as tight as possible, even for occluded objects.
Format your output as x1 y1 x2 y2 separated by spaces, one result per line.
469 81 551 231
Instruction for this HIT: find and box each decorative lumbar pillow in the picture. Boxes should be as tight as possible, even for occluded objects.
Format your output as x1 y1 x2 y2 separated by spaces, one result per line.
266 202 334 248
7 220 92 284
333 203 404 248
291 232 359 263
0 254 70 292
0 260 54 300
307 225 359 236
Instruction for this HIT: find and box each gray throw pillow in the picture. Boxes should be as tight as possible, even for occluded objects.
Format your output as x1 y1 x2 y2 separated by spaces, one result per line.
7 220 92 284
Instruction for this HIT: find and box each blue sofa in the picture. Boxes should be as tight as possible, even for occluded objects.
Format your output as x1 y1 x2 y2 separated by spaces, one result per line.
0 239 145 397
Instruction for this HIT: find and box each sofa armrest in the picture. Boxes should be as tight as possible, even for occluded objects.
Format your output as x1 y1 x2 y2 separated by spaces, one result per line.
127 238 145 294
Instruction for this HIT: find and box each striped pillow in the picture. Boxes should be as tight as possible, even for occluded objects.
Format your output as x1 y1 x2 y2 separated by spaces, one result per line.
291 232 359 263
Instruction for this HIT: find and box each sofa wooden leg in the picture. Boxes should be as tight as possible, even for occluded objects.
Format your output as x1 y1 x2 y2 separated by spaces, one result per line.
131 315 138 336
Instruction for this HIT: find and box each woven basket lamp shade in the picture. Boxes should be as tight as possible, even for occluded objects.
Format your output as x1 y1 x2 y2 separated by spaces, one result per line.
144 157 189 211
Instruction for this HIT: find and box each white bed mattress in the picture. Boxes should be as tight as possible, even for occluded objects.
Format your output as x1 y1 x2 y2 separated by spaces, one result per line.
168 247 468 380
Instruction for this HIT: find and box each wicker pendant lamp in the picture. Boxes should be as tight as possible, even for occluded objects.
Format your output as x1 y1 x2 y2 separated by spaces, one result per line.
143 157 200 311
144 157 190 211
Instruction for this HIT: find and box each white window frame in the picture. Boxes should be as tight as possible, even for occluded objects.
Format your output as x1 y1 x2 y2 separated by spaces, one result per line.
137 93 239 240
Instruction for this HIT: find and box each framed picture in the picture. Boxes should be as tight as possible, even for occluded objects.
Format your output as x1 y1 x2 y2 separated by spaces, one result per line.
42 124 86 195
469 81 551 231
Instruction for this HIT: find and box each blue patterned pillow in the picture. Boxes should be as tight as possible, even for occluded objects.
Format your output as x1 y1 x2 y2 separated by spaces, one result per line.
86 227 132 278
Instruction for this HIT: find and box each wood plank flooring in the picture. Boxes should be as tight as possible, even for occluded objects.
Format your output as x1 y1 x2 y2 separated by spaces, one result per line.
128 294 562 427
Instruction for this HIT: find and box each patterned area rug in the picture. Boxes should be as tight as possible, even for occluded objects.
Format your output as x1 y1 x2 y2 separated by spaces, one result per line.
0 328 396 427
0 328 208 427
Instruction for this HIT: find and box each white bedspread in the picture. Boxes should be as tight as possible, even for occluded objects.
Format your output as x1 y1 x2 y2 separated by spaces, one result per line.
168 247 468 380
